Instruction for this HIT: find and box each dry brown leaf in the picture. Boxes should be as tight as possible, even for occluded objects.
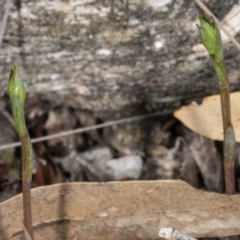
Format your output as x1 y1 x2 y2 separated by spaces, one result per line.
174 92 240 142
1 181 240 239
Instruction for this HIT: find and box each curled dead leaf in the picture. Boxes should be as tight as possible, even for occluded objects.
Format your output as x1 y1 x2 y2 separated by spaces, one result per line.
174 92 240 142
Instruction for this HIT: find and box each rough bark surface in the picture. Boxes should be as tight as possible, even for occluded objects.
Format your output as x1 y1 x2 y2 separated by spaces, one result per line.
0 0 239 119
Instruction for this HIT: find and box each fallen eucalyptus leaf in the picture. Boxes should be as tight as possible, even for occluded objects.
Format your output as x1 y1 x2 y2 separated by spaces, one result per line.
1 181 240 239
174 92 240 142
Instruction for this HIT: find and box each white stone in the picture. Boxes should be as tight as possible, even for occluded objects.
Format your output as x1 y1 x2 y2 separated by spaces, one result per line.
98 212 109 218
128 18 140 26
96 49 113 56
106 155 143 180
145 0 173 9
50 73 60 80
154 40 164 50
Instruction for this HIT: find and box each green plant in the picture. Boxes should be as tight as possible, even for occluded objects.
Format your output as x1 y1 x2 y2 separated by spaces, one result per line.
198 14 235 194
198 14 236 240
8 64 34 239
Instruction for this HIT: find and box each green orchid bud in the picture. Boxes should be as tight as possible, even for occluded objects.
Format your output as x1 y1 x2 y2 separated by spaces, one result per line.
11 96 27 137
8 64 27 137
198 15 223 62
8 64 26 104
198 15 217 55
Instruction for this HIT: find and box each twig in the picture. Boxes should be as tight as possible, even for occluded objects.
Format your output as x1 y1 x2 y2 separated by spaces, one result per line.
194 0 240 51
0 111 172 150
159 227 197 240
0 0 11 48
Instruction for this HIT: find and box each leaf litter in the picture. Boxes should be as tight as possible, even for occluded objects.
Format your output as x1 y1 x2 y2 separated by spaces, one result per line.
0 92 239 239
174 92 240 142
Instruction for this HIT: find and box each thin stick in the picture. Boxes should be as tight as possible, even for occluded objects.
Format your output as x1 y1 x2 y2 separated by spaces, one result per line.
0 111 172 150
0 0 11 48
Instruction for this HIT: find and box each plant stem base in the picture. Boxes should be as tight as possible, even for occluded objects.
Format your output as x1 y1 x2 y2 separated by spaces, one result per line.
23 180 34 239
224 162 235 194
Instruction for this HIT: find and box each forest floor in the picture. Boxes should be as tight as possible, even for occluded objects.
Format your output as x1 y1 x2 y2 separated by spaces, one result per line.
1 95 233 204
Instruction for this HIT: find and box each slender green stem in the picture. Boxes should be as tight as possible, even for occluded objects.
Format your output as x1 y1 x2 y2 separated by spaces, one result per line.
198 15 235 194
198 16 236 240
8 64 34 239
224 124 235 194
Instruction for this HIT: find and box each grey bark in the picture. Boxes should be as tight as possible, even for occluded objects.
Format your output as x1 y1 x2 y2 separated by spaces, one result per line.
0 0 239 119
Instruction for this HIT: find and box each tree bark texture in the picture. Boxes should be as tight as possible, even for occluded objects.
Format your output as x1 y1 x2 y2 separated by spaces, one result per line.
0 0 239 119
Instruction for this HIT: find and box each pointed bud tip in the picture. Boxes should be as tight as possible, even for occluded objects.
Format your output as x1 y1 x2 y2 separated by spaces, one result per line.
8 64 26 104
198 14 218 55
